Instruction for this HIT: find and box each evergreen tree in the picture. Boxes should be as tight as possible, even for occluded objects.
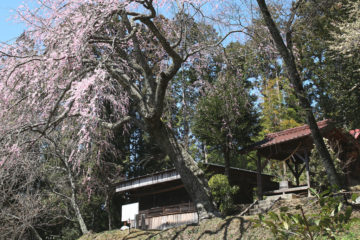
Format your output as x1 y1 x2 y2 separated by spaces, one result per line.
293 0 360 128
192 50 261 177
260 76 303 136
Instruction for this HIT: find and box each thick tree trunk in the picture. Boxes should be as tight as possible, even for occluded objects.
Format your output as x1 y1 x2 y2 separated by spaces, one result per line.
256 0 341 187
147 120 220 220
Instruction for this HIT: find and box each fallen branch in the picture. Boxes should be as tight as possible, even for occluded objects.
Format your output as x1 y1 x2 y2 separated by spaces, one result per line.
239 200 258 216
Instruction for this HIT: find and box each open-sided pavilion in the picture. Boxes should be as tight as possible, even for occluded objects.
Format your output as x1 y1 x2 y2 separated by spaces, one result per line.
241 119 360 199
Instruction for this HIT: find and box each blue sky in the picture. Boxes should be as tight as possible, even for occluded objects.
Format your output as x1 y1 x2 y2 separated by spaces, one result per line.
0 1 25 42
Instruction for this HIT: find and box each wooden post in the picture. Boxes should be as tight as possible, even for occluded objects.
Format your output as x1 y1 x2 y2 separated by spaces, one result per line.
288 157 300 186
283 161 287 181
304 152 311 197
141 214 146 230
257 152 263 200
295 161 300 186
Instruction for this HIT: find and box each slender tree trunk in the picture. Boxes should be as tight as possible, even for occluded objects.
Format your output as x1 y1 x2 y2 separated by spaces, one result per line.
29 225 43 240
256 0 341 187
224 144 231 180
182 80 190 151
64 161 89 234
203 141 208 164
147 120 220 220
105 189 113 230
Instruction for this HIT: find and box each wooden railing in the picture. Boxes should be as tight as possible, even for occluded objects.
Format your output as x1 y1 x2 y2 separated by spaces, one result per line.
139 202 195 218
264 185 309 195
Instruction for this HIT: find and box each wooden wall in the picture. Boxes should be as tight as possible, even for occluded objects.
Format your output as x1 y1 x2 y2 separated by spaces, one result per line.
143 212 198 230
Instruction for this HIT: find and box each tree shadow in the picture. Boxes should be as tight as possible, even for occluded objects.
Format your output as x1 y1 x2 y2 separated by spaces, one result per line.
147 216 253 240
149 224 192 240
195 216 249 240
124 229 159 240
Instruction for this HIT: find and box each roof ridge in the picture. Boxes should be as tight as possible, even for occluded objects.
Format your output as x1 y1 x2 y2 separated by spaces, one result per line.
266 119 330 138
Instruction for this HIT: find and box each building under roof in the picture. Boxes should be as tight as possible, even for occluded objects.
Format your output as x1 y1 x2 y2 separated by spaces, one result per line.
115 163 277 230
115 120 360 229
241 119 360 199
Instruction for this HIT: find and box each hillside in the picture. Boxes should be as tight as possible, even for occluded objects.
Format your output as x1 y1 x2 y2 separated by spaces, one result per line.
79 198 360 240
79 215 267 240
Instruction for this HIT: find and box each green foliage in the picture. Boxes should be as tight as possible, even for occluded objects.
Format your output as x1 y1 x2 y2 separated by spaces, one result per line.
192 63 260 167
293 0 360 128
260 76 304 137
60 226 82 240
208 174 239 215
329 1 360 57
339 218 360 240
254 189 354 240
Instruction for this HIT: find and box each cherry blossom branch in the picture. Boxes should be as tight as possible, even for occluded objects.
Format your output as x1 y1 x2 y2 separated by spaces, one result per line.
103 61 144 102
88 21 139 45
121 14 153 77
89 35 146 75
0 103 78 144
6 96 28 111
135 4 183 118
132 0 156 20
0 51 39 59
6 58 42 85
44 73 81 128
171 3 185 49
285 0 305 52
184 30 243 60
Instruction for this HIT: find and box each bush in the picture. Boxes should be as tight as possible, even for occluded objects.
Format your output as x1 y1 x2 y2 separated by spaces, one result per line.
254 188 355 240
208 174 239 215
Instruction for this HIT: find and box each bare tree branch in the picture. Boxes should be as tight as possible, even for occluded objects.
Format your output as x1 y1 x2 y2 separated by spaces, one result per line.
101 115 146 131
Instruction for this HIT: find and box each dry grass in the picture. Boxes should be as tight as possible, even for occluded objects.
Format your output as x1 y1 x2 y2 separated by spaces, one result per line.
78 229 159 240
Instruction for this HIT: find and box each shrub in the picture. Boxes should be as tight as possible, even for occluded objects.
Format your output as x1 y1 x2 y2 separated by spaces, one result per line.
254 188 355 240
208 174 239 215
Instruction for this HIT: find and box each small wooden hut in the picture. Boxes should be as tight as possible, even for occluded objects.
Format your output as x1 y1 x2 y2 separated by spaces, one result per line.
115 163 277 230
241 119 360 199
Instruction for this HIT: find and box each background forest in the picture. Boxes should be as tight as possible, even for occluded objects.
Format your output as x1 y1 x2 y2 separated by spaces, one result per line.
0 0 359 239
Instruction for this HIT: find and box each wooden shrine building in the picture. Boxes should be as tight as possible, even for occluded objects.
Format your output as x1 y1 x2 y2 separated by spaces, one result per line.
241 119 360 199
115 163 277 230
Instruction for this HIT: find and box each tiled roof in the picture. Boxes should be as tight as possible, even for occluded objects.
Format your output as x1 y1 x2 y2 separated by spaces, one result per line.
250 119 332 150
115 163 274 192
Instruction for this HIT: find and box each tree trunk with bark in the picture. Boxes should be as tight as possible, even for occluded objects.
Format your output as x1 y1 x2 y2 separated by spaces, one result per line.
224 144 231 180
147 120 220 220
102 6 225 221
64 160 89 234
255 0 341 187
105 189 114 230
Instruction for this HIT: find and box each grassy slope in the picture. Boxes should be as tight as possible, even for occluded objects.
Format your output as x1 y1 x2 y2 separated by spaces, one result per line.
79 199 360 240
